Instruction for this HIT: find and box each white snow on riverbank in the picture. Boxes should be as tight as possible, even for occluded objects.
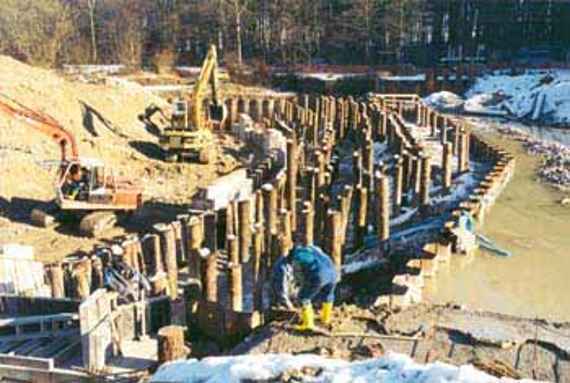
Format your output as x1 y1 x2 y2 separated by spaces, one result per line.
424 70 570 126
151 352 538 382
465 70 570 125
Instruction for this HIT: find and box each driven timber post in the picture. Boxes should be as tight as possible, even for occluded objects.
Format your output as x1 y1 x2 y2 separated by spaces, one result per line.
154 223 179 300
443 142 453 191
262 183 278 253
375 172 390 242
48 263 65 298
157 325 187 364
420 155 432 212
325 209 343 272
286 139 297 229
237 199 252 263
394 156 404 215
354 186 368 249
201 249 218 303
228 262 243 312
300 202 314 246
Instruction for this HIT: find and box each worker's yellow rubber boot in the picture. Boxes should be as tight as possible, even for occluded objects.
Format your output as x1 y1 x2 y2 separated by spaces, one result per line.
320 302 333 325
295 304 315 331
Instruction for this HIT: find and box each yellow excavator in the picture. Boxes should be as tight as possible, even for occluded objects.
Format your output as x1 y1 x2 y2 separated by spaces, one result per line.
159 45 227 164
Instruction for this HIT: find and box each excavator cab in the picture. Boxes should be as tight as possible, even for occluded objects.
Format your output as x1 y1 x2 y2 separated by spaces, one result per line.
171 99 189 130
0 95 143 237
55 158 142 211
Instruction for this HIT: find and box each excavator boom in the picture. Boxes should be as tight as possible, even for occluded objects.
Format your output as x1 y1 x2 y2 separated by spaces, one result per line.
191 45 225 129
0 95 78 161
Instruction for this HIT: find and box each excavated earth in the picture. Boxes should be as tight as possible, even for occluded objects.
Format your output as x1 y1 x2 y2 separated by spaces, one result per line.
0 56 252 263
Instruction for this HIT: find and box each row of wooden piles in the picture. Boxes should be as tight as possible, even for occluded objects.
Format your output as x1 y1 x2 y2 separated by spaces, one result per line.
44 93 485 338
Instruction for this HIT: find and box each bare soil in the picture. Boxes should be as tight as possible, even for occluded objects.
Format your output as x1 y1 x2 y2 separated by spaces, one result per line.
233 304 570 382
0 56 251 263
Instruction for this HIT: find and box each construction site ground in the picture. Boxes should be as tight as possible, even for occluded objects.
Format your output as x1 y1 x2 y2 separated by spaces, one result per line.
232 304 570 382
0 56 262 263
4 56 570 382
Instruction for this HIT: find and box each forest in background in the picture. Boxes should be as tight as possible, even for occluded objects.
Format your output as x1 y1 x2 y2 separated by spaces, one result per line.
1 0 570 70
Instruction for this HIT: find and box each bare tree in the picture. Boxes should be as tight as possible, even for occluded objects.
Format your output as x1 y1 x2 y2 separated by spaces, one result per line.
0 0 74 67
1 0 570 69
330 0 380 64
86 0 98 63
106 0 147 67
225 0 249 66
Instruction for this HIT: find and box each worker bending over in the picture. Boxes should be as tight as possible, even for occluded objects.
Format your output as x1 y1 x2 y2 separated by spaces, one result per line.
272 245 338 331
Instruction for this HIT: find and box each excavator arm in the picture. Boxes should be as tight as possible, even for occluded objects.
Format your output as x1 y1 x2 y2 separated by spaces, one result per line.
0 94 78 161
191 45 225 130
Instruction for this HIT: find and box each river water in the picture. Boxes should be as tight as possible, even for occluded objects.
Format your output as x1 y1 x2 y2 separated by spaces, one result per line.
425 122 570 321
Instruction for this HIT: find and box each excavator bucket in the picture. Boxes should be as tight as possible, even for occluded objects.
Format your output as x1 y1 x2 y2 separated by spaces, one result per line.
209 102 227 124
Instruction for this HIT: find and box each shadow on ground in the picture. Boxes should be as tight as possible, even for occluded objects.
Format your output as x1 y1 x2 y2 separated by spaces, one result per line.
129 140 164 161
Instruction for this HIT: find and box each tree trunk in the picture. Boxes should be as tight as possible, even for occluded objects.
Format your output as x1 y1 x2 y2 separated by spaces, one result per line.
365 0 371 63
88 0 98 63
236 8 243 65
399 0 405 61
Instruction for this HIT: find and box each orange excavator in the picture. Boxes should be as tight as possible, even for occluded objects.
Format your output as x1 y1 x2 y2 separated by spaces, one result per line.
0 95 143 237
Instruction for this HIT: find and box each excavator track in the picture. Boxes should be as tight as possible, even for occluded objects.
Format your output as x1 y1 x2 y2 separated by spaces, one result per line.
30 208 57 228
79 211 118 237
30 202 60 228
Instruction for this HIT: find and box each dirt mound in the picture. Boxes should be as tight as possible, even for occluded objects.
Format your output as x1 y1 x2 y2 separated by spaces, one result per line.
0 56 238 262
0 55 168 160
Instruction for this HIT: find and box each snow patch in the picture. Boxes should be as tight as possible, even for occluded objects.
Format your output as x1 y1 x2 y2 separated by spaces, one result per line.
423 91 465 112
465 70 570 125
298 73 360 81
151 352 537 383
380 74 427 82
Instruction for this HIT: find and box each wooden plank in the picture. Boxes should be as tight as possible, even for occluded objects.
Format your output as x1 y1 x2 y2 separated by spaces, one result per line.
79 289 112 371
10 339 49 356
0 340 26 353
0 354 53 370
0 329 78 343
28 338 70 358
0 364 90 383
0 313 78 328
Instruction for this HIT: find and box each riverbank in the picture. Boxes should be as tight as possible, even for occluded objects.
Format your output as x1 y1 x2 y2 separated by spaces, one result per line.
469 118 570 191
425 122 570 321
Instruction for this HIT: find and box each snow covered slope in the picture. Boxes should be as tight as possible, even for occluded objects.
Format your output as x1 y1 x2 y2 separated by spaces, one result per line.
465 70 570 125
151 352 539 383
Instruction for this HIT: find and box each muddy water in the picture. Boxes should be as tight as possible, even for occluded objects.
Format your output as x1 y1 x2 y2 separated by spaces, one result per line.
425 131 570 321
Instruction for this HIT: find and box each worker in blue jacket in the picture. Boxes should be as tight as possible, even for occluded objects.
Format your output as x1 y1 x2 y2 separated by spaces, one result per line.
272 245 338 331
